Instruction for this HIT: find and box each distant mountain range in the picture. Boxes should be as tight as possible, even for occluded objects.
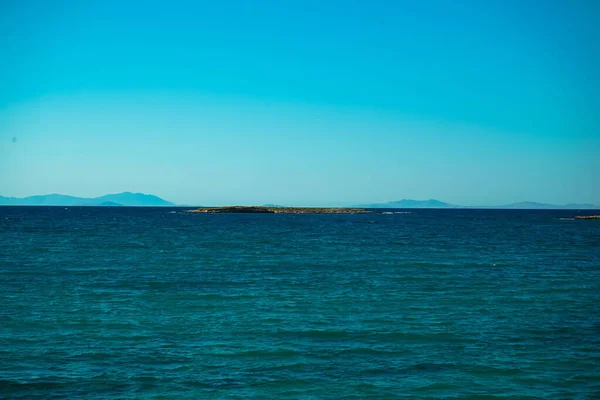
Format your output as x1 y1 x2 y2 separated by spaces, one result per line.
492 201 600 210
357 199 600 209
358 199 456 208
1 194 598 209
0 192 174 206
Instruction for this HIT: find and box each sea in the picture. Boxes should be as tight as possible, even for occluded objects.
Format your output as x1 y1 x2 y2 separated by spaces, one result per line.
1 206 599 399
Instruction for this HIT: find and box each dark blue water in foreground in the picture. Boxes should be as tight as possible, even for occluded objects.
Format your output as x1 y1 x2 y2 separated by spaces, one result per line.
1 207 599 399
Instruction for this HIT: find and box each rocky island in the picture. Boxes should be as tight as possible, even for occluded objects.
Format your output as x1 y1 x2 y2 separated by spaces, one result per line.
575 215 600 220
186 206 374 214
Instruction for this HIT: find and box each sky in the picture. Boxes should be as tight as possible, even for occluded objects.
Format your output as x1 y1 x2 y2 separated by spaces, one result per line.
1 0 599 206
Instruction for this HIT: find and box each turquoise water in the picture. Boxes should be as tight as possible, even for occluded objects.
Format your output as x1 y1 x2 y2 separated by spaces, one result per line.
1 207 599 398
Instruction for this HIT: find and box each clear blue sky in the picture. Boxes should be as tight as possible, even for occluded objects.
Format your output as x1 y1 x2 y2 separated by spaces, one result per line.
1 0 598 206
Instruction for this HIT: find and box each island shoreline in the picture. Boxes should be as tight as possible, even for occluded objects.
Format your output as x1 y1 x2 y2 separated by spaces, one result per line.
185 206 375 214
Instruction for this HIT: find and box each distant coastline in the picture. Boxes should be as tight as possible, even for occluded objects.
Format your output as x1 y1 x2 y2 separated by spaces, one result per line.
1 194 598 210
0 192 173 207
355 199 600 210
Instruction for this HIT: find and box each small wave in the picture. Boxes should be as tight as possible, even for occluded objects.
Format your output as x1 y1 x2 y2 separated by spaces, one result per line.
276 330 352 340
334 347 410 356
382 211 411 214
247 362 311 373
412 382 460 392
0 378 70 391
210 348 299 358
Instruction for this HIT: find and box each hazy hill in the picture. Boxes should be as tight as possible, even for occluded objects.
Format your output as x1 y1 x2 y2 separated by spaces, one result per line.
357 199 458 208
356 199 599 209
94 193 173 206
0 192 174 206
492 202 600 210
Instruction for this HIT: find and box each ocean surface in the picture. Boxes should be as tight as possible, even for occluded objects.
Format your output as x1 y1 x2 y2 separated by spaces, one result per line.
1 207 599 399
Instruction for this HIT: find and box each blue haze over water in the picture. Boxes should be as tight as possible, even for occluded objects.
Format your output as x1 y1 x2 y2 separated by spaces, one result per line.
1 207 599 398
